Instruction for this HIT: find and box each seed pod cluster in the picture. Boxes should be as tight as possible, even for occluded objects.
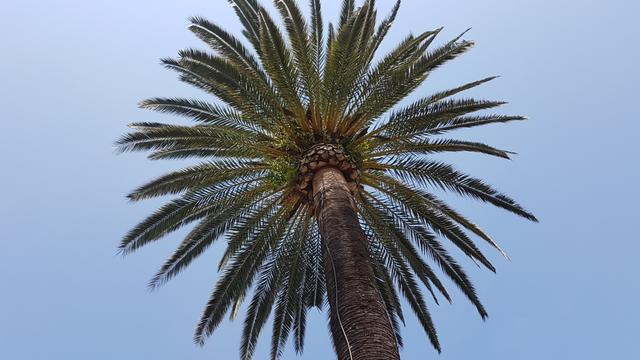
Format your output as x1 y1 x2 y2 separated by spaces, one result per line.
297 143 360 200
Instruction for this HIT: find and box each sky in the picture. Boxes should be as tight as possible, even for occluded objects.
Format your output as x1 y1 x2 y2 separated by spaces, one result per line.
1 0 639 359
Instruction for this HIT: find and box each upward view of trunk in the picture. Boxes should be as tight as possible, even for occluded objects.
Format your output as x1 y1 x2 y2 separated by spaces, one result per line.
312 166 401 360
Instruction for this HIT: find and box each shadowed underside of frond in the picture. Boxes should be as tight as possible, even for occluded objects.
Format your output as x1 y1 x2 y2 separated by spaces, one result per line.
118 0 536 359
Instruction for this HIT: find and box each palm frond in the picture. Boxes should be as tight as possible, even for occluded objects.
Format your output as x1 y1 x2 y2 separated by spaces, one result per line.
228 0 262 48
368 138 512 159
362 212 441 352
275 0 321 106
322 2 377 129
365 173 495 272
348 29 440 120
374 158 538 221
119 177 265 255
309 0 324 71
303 220 325 309
373 98 508 139
361 192 451 302
218 193 287 271
148 187 281 290
139 97 262 131
369 251 405 348
270 211 310 360
194 204 296 345
363 175 490 318
378 33 475 120
172 49 284 124
127 160 267 201
188 16 270 87
257 7 306 122
365 0 401 65
115 123 265 160
238 206 306 359
348 29 477 132
240 248 284 360
338 0 355 28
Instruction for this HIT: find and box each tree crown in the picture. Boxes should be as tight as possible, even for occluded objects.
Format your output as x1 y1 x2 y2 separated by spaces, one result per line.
117 1 537 358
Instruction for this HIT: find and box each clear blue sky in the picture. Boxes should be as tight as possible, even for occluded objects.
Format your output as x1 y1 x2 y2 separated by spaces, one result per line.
1 0 638 359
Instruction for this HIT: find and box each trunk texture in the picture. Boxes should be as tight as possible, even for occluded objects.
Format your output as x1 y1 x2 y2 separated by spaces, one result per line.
312 166 400 360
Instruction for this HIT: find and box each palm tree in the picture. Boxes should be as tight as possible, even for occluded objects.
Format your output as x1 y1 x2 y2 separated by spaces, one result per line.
117 0 537 359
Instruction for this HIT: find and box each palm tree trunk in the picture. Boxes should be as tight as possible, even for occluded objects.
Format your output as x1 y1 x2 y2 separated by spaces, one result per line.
312 166 400 360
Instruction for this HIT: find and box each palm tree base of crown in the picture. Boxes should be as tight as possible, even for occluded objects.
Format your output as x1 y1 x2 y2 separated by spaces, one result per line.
297 143 361 202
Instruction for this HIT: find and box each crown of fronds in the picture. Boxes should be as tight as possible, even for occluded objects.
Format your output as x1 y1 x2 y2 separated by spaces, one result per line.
117 0 537 358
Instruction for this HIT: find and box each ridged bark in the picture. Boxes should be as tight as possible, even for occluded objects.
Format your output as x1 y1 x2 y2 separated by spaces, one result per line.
312 166 400 360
